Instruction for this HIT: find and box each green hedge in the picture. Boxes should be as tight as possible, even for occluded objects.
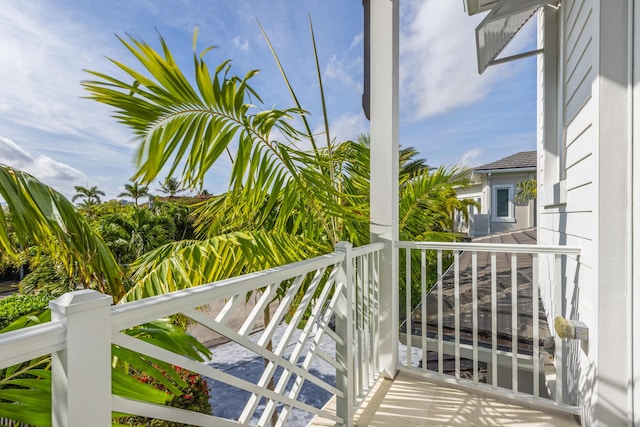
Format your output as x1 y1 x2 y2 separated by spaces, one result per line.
0 292 62 330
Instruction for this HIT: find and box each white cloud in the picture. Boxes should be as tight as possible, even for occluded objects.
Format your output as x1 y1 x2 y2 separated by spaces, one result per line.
325 55 362 92
460 147 483 167
0 2 131 145
349 32 363 51
329 112 368 144
232 36 250 52
400 0 523 120
0 136 85 182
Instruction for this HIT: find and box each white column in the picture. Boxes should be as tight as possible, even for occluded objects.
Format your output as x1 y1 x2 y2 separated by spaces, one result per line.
633 0 640 421
369 0 399 379
594 1 632 424
50 290 112 427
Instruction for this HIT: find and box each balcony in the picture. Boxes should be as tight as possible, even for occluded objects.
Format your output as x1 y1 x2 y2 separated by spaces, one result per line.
0 239 582 426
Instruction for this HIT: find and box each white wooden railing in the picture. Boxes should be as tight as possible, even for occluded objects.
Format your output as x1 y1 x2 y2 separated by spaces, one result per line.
396 241 582 415
0 242 384 427
0 239 583 425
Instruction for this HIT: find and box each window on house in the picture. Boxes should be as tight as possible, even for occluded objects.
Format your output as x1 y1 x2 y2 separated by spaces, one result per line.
496 189 509 217
492 185 514 222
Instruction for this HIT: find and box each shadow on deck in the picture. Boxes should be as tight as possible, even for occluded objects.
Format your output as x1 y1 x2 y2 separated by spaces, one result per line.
309 371 581 426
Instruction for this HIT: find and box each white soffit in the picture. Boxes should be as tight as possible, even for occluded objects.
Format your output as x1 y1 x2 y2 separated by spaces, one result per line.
476 0 554 74
465 0 499 16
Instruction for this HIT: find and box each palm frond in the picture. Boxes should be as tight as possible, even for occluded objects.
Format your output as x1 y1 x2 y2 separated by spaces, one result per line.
0 165 125 299
82 33 303 191
125 230 326 302
0 312 210 427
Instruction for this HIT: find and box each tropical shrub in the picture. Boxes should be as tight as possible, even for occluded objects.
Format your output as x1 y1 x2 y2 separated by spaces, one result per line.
0 313 211 427
0 291 62 329
95 206 176 265
117 366 211 426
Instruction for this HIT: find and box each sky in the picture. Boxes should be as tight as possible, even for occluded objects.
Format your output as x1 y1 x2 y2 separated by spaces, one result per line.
0 0 538 201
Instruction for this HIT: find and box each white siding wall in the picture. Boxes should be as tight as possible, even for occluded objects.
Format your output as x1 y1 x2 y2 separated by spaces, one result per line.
538 0 597 415
539 1 633 424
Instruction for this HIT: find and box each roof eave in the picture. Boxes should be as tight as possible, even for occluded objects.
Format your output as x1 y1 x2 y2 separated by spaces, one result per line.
474 167 537 174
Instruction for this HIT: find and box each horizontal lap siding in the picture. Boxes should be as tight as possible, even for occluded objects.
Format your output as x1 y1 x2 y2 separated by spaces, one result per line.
565 0 596 412
539 0 597 411
539 0 596 271
564 0 595 123
561 0 596 308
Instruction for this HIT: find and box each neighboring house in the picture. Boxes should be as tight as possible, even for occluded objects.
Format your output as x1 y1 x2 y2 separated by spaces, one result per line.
455 151 536 237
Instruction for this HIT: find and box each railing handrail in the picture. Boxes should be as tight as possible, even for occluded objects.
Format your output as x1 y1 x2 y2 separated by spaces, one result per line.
396 240 581 255
351 241 385 257
111 251 345 331
0 320 66 370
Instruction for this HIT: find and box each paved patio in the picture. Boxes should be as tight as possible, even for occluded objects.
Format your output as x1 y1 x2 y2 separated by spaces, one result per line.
309 371 581 426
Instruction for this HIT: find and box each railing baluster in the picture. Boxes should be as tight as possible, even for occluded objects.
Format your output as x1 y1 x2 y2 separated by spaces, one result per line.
472 251 478 383
405 247 412 368
357 254 364 398
511 253 518 394
454 250 460 379
437 250 444 375
374 249 381 374
363 253 371 388
421 249 427 372
555 253 564 405
533 253 540 398
368 252 376 386
491 251 498 389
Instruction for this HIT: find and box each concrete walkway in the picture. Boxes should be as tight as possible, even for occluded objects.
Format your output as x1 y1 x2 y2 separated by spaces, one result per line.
309 372 581 427
188 295 279 347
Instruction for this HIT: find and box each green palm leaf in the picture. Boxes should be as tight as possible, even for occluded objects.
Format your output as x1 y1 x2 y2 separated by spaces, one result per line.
83 33 301 191
126 230 325 301
0 314 210 426
0 165 125 300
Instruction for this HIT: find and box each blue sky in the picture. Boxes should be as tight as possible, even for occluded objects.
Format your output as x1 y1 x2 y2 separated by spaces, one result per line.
0 0 537 201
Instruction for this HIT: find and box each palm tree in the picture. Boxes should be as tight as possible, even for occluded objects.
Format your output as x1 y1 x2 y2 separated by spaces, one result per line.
72 184 105 205
82 27 475 300
0 26 476 425
0 167 124 299
118 181 150 206
98 206 175 264
158 176 184 198
515 179 537 204
0 165 209 426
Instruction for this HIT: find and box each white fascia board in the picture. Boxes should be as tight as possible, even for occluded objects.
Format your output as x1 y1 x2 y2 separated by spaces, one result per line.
476 0 556 74
474 167 537 174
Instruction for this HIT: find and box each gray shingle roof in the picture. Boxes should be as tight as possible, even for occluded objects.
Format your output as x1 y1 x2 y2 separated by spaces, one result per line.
474 151 537 172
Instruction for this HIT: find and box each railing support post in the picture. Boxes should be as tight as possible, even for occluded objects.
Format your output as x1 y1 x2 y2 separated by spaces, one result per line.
335 242 354 427
50 290 112 427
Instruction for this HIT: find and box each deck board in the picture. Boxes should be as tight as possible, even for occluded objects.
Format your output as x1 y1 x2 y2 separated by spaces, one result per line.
308 371 581 426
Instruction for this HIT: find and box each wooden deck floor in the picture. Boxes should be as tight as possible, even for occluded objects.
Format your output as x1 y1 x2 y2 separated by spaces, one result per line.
309 371 581 426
